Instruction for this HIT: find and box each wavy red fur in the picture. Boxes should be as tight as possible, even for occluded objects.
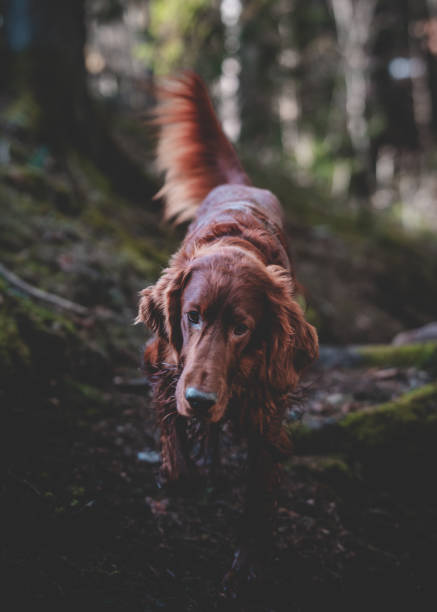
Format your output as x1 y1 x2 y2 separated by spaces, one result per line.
153 71 250 223
139 73 318 591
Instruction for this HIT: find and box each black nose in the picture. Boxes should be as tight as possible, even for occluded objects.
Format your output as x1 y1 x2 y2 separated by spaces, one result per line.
185 387 217 414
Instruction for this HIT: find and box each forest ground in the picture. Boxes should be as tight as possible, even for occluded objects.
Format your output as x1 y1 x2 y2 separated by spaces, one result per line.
4 355 436 612
2 107 437 612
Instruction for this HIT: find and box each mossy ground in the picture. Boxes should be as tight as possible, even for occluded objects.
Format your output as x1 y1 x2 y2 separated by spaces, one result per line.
340 380 437 446
357 342 437 371
291 373 437 506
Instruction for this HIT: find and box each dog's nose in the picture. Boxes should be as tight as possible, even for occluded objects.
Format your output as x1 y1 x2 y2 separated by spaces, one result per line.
185 387 217 415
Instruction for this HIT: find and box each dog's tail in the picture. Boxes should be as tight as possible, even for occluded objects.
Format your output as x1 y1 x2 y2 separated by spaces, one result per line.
153 72 250 224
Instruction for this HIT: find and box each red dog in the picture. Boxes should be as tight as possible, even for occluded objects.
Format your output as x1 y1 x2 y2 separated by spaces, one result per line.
137 72 318 588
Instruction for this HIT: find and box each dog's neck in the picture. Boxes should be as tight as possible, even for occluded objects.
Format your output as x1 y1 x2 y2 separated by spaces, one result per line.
181 205 291 272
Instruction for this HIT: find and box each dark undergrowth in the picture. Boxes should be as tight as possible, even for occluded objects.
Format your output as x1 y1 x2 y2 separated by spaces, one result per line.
3 378 436 611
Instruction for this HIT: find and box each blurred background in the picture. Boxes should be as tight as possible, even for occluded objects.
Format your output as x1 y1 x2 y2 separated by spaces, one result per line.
1 1 437 611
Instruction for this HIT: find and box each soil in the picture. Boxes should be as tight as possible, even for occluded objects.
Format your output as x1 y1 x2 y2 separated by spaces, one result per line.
3 358 436 612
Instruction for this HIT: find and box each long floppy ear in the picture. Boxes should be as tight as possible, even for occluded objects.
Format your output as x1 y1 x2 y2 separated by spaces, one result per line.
136 266 187 351
265 265 319 392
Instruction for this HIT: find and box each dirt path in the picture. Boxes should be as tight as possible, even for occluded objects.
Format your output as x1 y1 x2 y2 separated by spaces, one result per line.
4 351 435 612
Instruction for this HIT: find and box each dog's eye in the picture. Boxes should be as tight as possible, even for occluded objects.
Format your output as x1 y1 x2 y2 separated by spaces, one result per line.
187 311 200 325
234 323 249 336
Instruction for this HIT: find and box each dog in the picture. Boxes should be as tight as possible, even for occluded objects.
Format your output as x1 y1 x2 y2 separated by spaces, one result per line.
137 72 318 590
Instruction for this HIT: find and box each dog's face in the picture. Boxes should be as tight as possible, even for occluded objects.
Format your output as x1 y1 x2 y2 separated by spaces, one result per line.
175 252 267 422
138 246 318 423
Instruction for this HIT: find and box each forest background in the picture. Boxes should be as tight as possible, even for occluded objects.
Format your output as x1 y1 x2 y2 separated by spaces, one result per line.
2 1 437 610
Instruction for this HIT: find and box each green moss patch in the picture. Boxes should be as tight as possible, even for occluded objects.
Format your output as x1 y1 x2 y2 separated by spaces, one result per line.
356 342 437 372
290 382 437 495
339 381 437 449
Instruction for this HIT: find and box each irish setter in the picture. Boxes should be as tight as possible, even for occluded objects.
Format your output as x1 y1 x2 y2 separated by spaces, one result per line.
137 72 318 591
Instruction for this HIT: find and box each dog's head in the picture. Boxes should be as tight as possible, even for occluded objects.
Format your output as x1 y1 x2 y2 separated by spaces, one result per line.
137 246 318 423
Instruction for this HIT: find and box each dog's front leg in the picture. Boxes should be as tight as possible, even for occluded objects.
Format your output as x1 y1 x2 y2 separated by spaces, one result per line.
203 422 221 482
158 412 196 485
222 430 281 595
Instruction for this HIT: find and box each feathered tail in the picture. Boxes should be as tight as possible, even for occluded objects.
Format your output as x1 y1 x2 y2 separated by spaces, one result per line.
153 71 249 224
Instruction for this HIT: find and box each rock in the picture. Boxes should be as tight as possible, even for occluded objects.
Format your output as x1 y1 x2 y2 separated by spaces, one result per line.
316 345 361 368
290 382 437 494
317 342 437 372
392 322 437 346
137 450 160 464
325 392 348 407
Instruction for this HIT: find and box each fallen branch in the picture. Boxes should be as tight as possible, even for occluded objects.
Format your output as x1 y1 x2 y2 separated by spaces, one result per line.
0 262 89 316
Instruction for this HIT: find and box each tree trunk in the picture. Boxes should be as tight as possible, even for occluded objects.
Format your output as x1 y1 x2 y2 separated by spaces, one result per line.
3 0 155 203
330 0 376 217
238 0 281 150
29 0 89 153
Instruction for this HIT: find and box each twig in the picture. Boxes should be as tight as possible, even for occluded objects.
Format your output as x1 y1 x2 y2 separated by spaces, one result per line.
0 262 89 316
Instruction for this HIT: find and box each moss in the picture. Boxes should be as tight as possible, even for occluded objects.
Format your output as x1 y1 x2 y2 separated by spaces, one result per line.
0 292 70 383
70 151 112 197
0 185 42 253
119 231 169 266
288 454 352 477
342 382 437 494
0 158 166 319
339 381 437 448
318 342 437 371
291 382 437 492
82 204 170 261
70 485 85 498
66 380 107 407
0 163 77 214
356 342 437 371
0 302 31 373
0 275 113 394
290 382 437 495
290 381 437 457
1 90 41 131
12 290 76 336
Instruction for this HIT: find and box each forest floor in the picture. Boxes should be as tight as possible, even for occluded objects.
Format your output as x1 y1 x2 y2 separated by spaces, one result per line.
2 107 437 611
4 355 436 612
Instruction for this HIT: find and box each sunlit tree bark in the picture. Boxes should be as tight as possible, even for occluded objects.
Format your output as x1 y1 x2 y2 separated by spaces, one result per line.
239 0 282 149
330 0 376 210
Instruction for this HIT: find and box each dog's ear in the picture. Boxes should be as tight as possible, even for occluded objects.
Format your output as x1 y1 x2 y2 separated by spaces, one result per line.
137 273 170 340
265 265 318 391
137 266 187 351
